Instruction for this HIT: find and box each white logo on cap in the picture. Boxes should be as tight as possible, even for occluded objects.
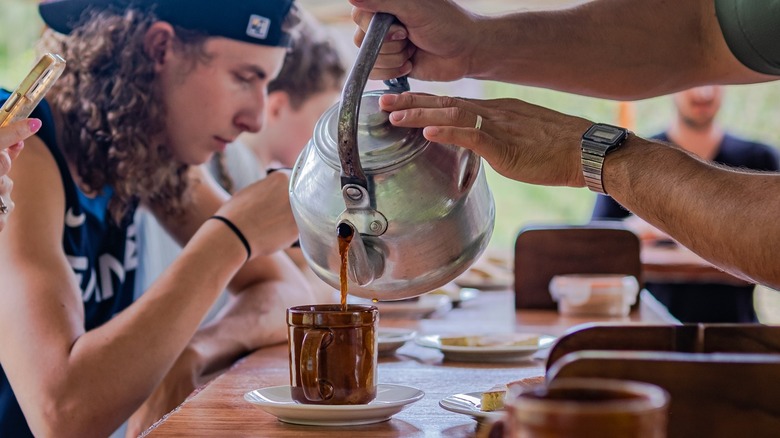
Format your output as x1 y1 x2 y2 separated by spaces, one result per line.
246 14 271 40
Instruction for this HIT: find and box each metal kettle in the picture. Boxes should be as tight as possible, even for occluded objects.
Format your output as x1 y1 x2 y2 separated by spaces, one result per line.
289 13 495 300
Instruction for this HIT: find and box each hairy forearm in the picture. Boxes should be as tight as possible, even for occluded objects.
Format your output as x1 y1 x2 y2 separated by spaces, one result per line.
471 0 764 99
605 137 780 287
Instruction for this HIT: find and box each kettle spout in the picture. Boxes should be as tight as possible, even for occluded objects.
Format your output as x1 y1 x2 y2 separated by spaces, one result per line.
337 220 384 286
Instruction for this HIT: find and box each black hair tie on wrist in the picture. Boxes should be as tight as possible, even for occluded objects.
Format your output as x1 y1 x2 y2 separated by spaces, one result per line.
209 215 251 261
265 167 292 175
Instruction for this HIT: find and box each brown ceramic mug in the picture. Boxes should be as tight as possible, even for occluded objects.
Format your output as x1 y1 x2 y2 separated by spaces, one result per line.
505 378 670 437
287 304 378 405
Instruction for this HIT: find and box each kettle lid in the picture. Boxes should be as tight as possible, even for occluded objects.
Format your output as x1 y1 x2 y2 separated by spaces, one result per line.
314 90 428 172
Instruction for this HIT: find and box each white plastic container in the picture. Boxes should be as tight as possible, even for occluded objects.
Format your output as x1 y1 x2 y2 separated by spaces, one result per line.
549 274 639 317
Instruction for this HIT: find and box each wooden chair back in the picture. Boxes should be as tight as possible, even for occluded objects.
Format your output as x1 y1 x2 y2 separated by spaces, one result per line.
514 224 642 309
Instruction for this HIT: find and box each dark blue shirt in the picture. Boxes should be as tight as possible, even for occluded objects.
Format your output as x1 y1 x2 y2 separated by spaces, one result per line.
591 132 779 323
0 91 138 437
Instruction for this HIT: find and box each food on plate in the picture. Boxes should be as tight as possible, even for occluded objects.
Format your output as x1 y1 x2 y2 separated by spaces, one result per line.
455 261 513 289
480 375 546 412
508 375 546 392
480 384 507 411
428 282 461 300
469 267 493 279
439 333 540 348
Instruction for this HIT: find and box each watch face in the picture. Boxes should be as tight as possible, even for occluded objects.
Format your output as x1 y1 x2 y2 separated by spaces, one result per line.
584 124 627 145
591 128 619 141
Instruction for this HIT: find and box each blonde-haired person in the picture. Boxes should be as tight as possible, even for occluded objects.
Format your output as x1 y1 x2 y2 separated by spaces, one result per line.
0 118 41 231
240 13 346 171
0 1 316 437
208 10 345 192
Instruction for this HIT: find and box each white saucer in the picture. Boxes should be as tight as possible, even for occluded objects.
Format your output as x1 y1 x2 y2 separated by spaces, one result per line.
454 265 513 290
453 288 480 306
439 391 505 421
244 383 424 426
429 286 480 307
415 333 556 363
372 294 452 319
378 328 416 356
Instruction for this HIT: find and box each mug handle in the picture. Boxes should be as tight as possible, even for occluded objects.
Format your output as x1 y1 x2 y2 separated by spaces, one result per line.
300 328 334 402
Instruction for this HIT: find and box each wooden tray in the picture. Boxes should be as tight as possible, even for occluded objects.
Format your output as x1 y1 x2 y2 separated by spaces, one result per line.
543 324 780 437
546 323 780 370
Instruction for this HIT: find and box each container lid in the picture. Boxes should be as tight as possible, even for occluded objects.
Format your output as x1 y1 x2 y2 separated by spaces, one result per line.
312 90 429 172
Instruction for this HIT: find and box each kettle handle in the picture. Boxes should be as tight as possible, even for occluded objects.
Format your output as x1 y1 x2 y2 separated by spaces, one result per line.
337 12 408 191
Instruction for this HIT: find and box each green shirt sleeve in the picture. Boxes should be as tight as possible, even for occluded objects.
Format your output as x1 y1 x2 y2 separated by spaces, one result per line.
715 0 780 75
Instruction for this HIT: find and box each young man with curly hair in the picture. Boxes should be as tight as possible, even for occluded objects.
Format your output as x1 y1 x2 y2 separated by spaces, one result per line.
0 1 314 436
136 13 346 320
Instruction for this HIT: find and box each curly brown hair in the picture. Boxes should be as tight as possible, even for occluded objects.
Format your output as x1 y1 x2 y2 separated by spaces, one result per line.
39 4 301 223
38 8 201 223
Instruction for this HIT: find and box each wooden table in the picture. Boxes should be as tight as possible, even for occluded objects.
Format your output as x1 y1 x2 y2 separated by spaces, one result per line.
143 291 675 437
641 244 751 286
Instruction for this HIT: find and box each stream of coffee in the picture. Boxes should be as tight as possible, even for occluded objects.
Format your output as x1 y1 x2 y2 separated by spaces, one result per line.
337 223 354 311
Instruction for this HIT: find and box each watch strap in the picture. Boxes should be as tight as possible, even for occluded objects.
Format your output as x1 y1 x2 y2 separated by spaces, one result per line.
580 124 630 195
581 142 609 194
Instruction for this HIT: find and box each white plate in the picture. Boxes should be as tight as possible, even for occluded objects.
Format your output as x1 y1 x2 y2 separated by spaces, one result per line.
429 286 480 307
372 294 452 319
454 277 511 291
454 264 513 290
415 333 556 363
378 328 416 356
453 288 480 306
244 384 424 426
439 391 505 421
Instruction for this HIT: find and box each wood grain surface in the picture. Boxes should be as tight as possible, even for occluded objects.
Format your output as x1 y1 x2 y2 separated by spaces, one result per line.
143 291 672 437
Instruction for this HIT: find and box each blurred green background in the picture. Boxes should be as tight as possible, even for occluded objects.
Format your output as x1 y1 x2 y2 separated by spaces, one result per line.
3 0 780 321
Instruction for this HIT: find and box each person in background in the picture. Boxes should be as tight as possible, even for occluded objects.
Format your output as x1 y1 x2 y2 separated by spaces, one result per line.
0 1 315 437
349 0 780 290
237 15 345 171
0 118 41 231
208 9 345 193
209 11 346 278
592 86 779 322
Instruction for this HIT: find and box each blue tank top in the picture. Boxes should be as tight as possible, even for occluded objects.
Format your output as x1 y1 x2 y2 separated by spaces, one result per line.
0 91 139 436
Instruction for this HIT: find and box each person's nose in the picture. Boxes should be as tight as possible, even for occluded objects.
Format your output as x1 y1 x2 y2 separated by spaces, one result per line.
234 91 265 133
692 86 716 100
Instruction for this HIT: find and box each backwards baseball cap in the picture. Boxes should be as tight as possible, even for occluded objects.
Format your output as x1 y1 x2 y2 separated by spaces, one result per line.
39 0 295 47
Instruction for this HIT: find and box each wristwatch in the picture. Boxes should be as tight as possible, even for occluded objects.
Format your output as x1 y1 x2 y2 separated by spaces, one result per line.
581 123 630 195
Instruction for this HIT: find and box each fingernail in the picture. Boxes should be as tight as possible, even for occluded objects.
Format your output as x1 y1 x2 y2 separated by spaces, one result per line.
424 126 440 137
390 111 405 122
391 30 407 41
28 118 42 133
381 94 398 105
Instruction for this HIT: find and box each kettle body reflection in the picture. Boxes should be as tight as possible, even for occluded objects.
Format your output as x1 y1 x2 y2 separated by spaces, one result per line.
288 14 495 300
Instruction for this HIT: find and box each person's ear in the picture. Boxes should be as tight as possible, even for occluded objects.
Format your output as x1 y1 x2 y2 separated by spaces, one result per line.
267 91 290 121
144 22 176 71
